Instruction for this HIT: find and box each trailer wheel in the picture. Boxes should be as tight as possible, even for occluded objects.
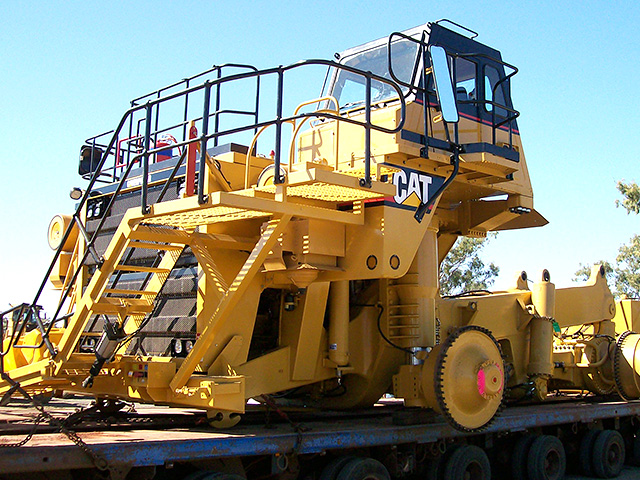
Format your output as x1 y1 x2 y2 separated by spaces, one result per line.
425 444 461 480
319 456 357 480
592 430 625 478
442 445 491 480
527 435 566 480
578 429 600 476
335 457 391 480
631 435 640 466
511 434 536 480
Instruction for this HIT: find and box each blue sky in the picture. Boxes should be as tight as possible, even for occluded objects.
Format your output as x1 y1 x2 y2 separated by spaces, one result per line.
1 1 638 312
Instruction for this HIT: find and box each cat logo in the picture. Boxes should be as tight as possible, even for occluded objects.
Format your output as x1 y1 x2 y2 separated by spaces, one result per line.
390 166 445 208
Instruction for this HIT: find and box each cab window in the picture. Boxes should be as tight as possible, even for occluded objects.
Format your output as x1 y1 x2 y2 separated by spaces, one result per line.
453 57 476 103
484 65 507 116
331 39 418 109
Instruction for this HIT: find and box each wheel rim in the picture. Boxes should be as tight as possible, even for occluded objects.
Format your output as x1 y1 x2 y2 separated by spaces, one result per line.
608 441 621 466
528 435 566 480
464 461 482 480
543 449 561 477
443 445 490 480
593 430 626 477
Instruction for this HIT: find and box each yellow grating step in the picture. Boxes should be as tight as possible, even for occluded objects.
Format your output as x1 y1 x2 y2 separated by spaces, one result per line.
93 298 153 315
129 226 192 244
104 288 152 296
255 167 395 203
148 206 270 229
257 182 385 203
128 241 184 251
114 265 171 274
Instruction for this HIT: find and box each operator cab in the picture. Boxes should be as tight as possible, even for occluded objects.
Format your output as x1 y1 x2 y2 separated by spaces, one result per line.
324 20 520 162
303 19 545 234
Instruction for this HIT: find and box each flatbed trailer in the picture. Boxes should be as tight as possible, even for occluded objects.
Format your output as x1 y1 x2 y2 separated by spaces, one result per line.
1 397 639 479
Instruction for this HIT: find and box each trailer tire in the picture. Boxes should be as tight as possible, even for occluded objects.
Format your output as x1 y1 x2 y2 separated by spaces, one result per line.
592 430 625 478
442 445 491 480
512 434 536 480
631 435 640 466
320 456 358 480
579 429 600 476
527 435 566 480
335 457 391 480
425 444 461 480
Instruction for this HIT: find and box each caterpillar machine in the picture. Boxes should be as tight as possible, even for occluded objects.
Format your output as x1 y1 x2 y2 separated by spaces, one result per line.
2 19 640 480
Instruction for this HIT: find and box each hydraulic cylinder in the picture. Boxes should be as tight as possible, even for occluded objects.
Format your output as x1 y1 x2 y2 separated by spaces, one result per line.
528 271 555 377
329 280 350 366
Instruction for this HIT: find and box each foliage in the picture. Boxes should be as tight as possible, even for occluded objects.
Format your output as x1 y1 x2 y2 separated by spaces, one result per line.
615 235 640 298
573 261 615 283
575 183 640 298
440 235 499 296
616 181 640 214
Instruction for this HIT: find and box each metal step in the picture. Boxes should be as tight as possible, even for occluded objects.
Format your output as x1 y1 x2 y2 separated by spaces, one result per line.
104 288 152 296
93 298 154 315
128 241 184 251
114 265 171 274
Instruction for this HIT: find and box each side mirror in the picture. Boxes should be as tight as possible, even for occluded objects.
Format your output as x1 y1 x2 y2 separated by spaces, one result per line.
78 145 103 176
429 45 459 123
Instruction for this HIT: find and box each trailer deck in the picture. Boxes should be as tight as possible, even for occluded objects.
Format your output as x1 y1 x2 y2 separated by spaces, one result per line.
1 396 639 475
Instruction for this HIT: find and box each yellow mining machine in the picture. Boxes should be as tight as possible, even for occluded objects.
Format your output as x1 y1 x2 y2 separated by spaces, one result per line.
2 20 640 432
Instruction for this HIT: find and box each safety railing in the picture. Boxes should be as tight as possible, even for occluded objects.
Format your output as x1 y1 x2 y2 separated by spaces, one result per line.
81 64 261 183
3 57 407 364
387 30 520 152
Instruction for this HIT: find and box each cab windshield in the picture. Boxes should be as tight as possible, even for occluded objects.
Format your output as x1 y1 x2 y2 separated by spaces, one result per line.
329 39 418 109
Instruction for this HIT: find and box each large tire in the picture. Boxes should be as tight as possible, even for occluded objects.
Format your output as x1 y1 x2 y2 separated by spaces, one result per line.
631 434 640 466
512 434 536 480
592 430 625 478
442 445 491 480
335 457 391 480
527 435 566 480
319 456 358 480
423 457 442 480
425 445 461 480
579 429 600 476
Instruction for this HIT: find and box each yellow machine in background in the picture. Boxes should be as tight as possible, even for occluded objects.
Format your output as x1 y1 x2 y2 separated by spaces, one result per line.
1 20 639 432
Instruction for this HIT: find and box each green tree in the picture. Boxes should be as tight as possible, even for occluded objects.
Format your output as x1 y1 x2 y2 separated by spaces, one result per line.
440 235 499 296
616 181 640 214
574 182 640 298
615 181 640 297
573 261 615 283
615 235 640 298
